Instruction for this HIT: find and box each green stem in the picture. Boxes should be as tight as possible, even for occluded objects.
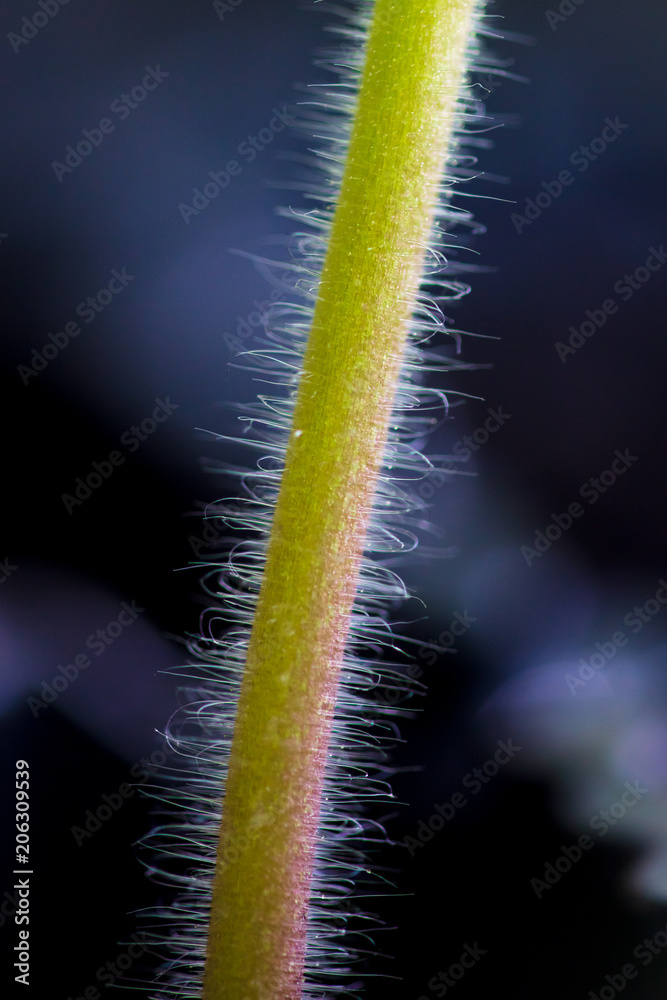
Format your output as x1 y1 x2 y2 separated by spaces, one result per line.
202 2 479 997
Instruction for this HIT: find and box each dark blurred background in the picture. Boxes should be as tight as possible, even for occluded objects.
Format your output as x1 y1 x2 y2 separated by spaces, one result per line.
2 0 667 997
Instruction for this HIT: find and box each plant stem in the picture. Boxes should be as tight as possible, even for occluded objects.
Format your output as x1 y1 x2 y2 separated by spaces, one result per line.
202 2 479 997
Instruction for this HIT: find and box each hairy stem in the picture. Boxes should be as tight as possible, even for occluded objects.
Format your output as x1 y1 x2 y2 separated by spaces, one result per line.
202 2 479 997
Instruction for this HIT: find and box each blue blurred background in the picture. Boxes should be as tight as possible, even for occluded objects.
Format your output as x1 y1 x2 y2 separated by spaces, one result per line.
1 0 667 996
